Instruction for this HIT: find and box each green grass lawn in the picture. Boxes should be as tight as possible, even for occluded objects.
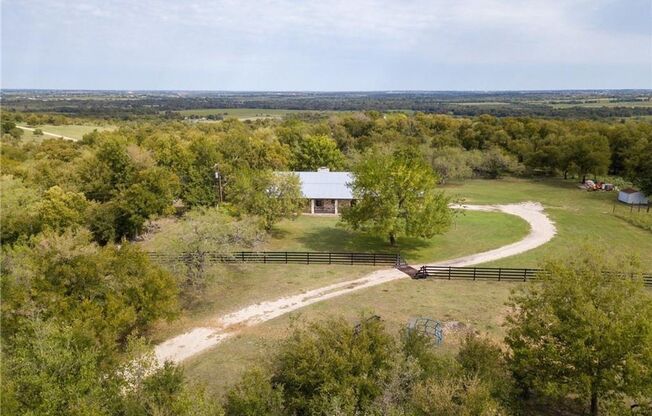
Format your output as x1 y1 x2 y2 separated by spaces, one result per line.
178 177 652 397
19 124 115 141
183 279 517 396
264 211 529 263
146 209 528 342
550 100 652 109
442 178 652 269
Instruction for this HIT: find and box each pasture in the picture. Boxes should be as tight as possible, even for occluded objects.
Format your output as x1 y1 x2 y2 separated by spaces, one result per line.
548 99 652 109
444 178 652 269
18 123 115 141
164 177 652 396
145 208 528 342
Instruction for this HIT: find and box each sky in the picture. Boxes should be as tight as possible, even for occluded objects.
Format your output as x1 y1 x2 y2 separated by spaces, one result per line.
1 0 651 90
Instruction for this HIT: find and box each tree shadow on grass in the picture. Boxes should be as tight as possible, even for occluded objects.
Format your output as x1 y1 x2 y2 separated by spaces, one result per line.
269 227 291 241
295 224 430 257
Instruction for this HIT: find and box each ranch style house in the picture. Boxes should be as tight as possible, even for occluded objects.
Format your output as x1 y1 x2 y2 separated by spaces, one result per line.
285 168 355 214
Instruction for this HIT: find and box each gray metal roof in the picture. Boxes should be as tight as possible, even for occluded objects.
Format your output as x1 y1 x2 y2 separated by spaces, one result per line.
281 171 354 199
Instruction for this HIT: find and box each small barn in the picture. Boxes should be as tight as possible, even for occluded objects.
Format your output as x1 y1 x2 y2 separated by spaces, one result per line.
285 168 354 214
618 188 649 205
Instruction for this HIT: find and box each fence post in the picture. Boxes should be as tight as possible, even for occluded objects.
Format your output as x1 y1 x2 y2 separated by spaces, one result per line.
448 267 451 280
523 268 527 282
263 253 266 264
351 253 353 265
285 252 288 264
329 252 332 265
241 252 245 262
373 253 376 266
307 252 310 265
498 268 502 281
473 267 476 281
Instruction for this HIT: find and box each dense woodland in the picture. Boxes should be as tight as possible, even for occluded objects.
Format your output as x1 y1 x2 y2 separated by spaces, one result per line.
1 108 652 415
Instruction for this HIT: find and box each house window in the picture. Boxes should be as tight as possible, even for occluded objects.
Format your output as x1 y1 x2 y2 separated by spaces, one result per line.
315 199 323 207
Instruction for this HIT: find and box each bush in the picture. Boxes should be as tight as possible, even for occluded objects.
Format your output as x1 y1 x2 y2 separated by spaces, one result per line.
226 316 510 415
272 316 395 414
1 231 178 346
225 369 284 416
473 147 524 179
124 362 224 416
458 334 513 402
410 376 505 416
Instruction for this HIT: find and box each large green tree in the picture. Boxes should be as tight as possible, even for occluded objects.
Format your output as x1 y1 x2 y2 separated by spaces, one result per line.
290 134 345 171
228 169 304 231
342 149 452 245
167 208 265 304
0 175 41 244
628 139 652 196
1 231 179 347
564 134 611 183
36 186 89 233
505 248 652 416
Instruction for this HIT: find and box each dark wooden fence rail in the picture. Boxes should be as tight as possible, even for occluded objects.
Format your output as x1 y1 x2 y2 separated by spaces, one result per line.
148 251 404 266
415 265 652 287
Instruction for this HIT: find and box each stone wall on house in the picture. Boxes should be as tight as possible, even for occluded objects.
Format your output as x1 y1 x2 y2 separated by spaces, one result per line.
304 199 353 214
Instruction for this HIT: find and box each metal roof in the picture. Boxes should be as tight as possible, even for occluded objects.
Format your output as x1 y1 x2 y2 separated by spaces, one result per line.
281 171 354 199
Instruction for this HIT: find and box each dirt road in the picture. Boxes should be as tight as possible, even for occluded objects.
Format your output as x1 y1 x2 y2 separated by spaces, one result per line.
16 125 77 141
155 202 556 364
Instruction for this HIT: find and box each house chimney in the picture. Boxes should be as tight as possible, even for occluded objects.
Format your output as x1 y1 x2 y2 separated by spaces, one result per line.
317 167 330 172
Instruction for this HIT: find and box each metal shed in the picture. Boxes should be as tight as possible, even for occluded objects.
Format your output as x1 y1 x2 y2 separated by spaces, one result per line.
618 188 649 205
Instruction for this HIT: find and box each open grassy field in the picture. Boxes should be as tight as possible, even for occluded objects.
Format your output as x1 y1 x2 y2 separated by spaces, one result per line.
264 212 530 263
176 108 327 119
547 99 652 109
452 101 511 106
176 177 652 396
18 124 115 141
141 210 530 265
183 279 515 395
443 178 652 269
145 209 528 342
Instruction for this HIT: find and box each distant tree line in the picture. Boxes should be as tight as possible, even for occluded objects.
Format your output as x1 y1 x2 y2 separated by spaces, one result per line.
3 90 652 118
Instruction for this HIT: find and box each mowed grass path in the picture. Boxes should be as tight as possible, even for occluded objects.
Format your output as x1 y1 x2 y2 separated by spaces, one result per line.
19 124 115 141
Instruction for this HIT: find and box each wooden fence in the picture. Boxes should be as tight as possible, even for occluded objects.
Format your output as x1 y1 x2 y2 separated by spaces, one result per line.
148 251 404 266
414 265 652 287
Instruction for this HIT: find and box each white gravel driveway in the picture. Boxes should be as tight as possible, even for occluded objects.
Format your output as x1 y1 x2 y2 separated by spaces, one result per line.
155 202 556 364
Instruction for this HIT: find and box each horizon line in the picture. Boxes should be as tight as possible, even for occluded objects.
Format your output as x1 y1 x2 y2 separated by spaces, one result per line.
2 88 652 94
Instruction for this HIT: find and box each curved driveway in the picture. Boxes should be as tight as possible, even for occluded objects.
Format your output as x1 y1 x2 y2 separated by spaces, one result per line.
155 202 556 364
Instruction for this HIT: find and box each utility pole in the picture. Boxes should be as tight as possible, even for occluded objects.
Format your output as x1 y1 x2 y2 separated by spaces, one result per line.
214 164 223 204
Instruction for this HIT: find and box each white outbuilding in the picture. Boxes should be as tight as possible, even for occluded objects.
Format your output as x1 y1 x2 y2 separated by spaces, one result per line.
617 188 649 205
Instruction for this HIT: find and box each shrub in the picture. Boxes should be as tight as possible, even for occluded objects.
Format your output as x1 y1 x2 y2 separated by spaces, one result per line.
225 368 284 416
